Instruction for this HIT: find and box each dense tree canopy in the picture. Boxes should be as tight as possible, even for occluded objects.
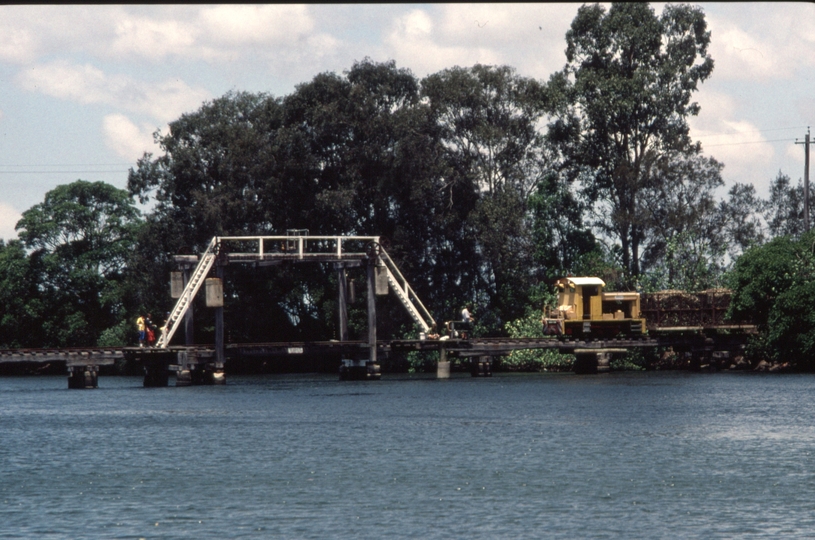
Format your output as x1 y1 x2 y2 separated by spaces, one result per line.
11 180 142 347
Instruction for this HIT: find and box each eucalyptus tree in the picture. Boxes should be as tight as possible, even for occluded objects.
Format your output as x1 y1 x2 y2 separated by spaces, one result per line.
548 2 715 282
718 182 765 262
637 150 725 290
762 171 814 239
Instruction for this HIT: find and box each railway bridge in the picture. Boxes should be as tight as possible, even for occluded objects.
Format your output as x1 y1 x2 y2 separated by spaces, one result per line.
0 233 755 388
0 330 751 388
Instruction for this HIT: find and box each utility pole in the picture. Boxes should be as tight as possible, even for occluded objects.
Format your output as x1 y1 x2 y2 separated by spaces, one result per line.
796 127 813 232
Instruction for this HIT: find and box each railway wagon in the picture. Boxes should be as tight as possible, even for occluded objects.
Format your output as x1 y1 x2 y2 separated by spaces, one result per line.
639 289 732 330
543 277 646 338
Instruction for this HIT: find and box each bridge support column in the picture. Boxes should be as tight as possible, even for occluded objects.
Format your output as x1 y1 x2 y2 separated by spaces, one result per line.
206 365 226 385
597 352 611 373
175 350 192 387
187 363 226 385
336 263 349 342
176 368 192 386
67 365 98 389
367 256 377 366
437 346 450 379
214 265 225 368
472 356 492 377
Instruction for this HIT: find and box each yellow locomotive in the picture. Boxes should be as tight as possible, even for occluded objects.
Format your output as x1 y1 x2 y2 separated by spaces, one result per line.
543 277 645 338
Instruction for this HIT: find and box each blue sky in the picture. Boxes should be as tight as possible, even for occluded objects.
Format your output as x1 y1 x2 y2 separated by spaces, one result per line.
1 3 813 241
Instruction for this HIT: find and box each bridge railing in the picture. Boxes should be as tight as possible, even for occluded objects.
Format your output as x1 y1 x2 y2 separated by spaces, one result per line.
218 235 380 260
378 247 436 333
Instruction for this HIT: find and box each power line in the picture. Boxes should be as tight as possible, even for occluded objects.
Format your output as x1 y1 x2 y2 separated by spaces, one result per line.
702 137 796 148
695 125 808 140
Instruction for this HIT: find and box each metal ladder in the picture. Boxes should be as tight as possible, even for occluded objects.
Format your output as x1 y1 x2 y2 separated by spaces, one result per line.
378 247 436 334
156 237 219 348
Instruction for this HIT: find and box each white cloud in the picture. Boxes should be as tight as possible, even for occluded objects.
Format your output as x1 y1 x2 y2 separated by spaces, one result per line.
102 114 162 162
0 26 38 64
383 4 575 80
705 4 815 82
690 90 775 186
708 20 784 81
16 60 210 122
0 202 21 241
199 5 314 45
384 8 501 76
110 15 197 60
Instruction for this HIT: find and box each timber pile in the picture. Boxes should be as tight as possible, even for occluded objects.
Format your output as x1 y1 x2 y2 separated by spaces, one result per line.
641 289 732 329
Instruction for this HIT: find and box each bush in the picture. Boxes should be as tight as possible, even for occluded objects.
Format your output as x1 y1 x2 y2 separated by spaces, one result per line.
767 281 815 368
97 319 133 347
726 230 815 370
503 312 573 371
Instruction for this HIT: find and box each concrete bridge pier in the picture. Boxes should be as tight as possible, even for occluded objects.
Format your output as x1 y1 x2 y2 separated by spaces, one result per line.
67 365 98 389
437 346 450 379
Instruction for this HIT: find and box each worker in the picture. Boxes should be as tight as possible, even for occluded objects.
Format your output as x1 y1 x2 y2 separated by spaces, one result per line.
461 304 474 323
136 314 146 347
460 304 474 338
145 313 156 347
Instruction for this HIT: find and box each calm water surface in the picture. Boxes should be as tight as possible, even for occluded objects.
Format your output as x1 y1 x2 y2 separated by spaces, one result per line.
1 371 815 539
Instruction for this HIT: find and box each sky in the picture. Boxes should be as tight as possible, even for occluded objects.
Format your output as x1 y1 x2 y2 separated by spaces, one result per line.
1 3 813 242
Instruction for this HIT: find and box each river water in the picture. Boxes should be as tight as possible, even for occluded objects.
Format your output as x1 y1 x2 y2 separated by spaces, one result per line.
1 371 815 539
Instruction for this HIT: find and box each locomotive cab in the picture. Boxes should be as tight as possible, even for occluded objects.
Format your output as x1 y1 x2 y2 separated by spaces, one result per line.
543 277 646 338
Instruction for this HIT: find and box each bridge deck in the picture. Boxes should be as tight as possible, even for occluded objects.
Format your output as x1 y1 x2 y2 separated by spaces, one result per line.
0 336 672 366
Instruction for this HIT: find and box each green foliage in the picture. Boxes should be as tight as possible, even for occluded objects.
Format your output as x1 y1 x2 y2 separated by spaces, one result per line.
422 64 559 331
610 349 649 371
719 182 765 261
503 312 573 371
9 181 142 347
762 172 815 238
767 281 815 367
0 240 43 348
726 233 814 328
405 350 440 374
550 2 715 281
529 173 597 280
726 231 815 369
97 319 133 347
7 10 777 359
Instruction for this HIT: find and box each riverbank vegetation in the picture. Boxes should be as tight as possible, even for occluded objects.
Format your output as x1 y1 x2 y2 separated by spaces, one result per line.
2 3 814 370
